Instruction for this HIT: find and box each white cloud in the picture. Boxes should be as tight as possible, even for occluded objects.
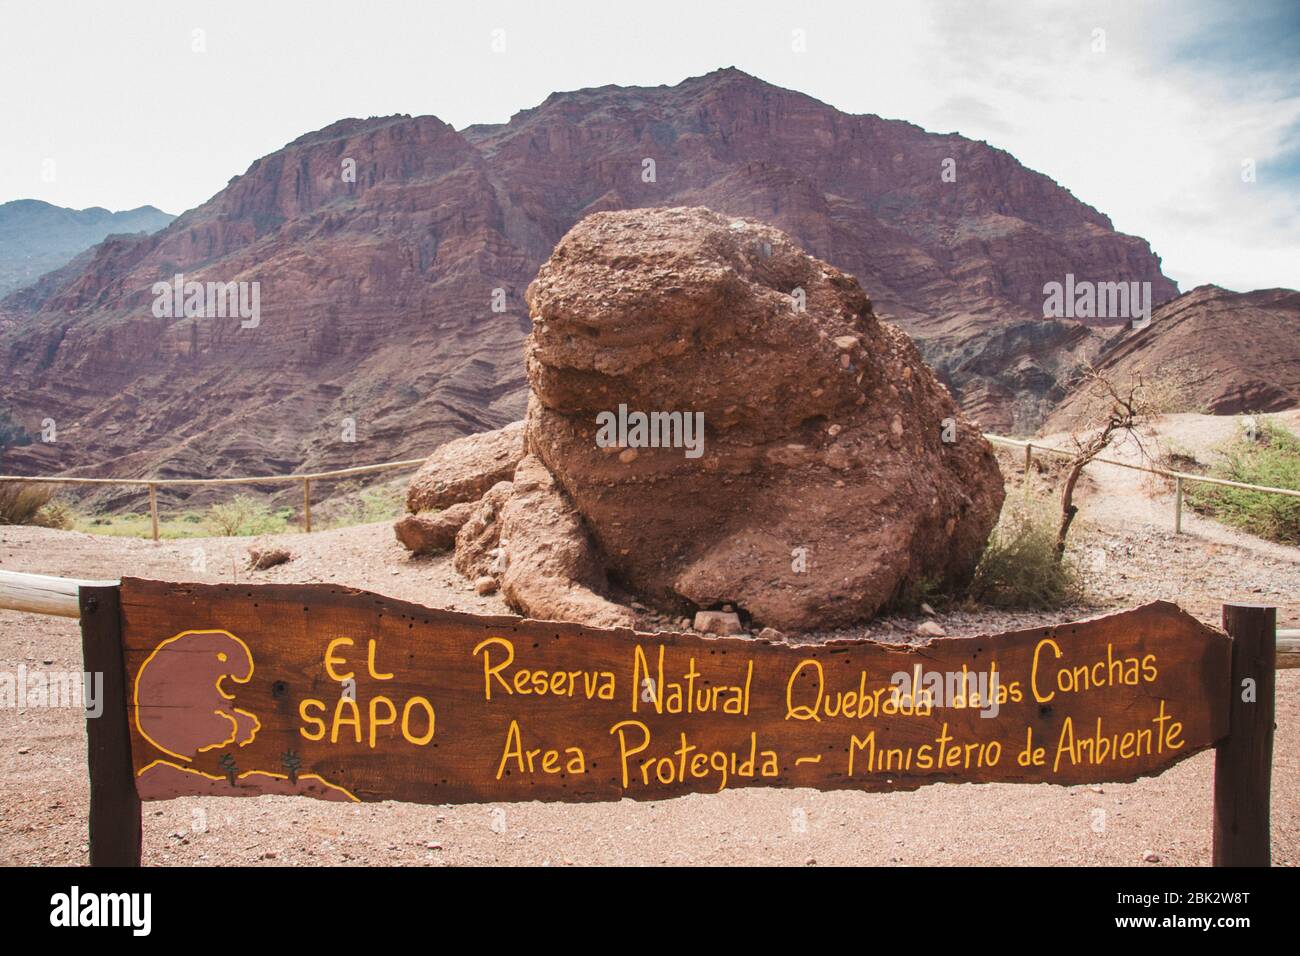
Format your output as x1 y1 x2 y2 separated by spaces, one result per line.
899 0 1300 291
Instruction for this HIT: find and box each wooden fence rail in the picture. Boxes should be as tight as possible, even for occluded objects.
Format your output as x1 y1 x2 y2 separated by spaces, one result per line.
0 457 426 487
1 431 1298 540
0 569 119 617
0 457 425 539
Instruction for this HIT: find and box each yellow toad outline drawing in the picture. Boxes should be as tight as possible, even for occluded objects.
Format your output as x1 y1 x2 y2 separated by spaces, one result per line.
132 628 357 802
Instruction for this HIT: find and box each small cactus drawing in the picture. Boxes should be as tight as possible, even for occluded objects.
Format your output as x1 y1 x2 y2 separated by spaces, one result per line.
218 753 239 787
280 750 302 785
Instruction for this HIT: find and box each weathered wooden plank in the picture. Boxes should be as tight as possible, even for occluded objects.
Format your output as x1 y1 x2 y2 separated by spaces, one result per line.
118 578 1232 806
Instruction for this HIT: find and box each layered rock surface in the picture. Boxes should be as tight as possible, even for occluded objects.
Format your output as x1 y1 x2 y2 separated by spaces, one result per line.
401 208 1006 632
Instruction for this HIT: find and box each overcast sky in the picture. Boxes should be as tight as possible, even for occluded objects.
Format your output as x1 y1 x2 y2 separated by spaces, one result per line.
1 0 1296 292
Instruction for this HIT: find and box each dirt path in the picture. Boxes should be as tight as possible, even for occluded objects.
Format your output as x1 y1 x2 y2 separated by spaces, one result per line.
0 518 1296 867
1041 409 1300 563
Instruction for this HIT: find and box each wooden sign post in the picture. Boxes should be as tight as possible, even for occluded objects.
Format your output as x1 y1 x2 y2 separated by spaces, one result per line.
76 578 1274 866
1213 603 1276 866
78 583 141 867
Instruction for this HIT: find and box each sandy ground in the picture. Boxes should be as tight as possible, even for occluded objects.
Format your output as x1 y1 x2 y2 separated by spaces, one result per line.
1 411 1296 867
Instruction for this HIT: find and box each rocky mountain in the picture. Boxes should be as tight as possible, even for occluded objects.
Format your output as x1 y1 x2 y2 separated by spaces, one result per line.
0 200 173 299
0 69 1178 489
1045 285 1300 431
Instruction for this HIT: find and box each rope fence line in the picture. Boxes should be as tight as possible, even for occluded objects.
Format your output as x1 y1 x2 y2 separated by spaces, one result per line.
0 432 1296 540
0 457 427 538
982 434 1300 499
982 433 1300 536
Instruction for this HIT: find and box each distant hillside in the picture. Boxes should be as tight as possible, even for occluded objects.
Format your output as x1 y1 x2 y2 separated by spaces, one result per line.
1045 285 1300 431
0 199 173 298
0 68 1176 484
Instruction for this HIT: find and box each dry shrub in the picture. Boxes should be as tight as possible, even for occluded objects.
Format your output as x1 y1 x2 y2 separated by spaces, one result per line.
34 498 74 529
0 483 67 526
968 497 1084 609
248 545 292 570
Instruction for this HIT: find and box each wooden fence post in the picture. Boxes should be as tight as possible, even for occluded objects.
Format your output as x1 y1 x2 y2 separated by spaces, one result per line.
1174 476 1183 534
1023 443 1032 499
303 477 312 532
1213 603 1276 866
147 483 160 541
79 584 142 866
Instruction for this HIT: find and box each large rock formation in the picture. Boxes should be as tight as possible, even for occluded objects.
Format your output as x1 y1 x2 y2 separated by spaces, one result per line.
0 69 1175 496
404 208 1006 632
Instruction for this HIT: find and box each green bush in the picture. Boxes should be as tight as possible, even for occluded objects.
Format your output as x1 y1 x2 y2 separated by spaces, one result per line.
206 494 289 537
320 482 405 530
967 498 1084 609
1185 419 1300 543
358 486 404 523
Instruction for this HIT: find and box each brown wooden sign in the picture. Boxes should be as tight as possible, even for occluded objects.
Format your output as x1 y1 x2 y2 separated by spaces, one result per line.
116 578 1232 806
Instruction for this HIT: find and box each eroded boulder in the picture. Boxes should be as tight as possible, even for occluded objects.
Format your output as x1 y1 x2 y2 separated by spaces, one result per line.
495 455 635 630
393 500 477 555
515 207 1005 631
451 481 515 580
405 420 526 513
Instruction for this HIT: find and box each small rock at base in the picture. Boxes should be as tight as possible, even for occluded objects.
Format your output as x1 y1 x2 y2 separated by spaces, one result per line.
915 620 945 637
475 576 499 595
694 610 743 636
920 602 936 617
1142 851 1162 863
756 627 785 642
